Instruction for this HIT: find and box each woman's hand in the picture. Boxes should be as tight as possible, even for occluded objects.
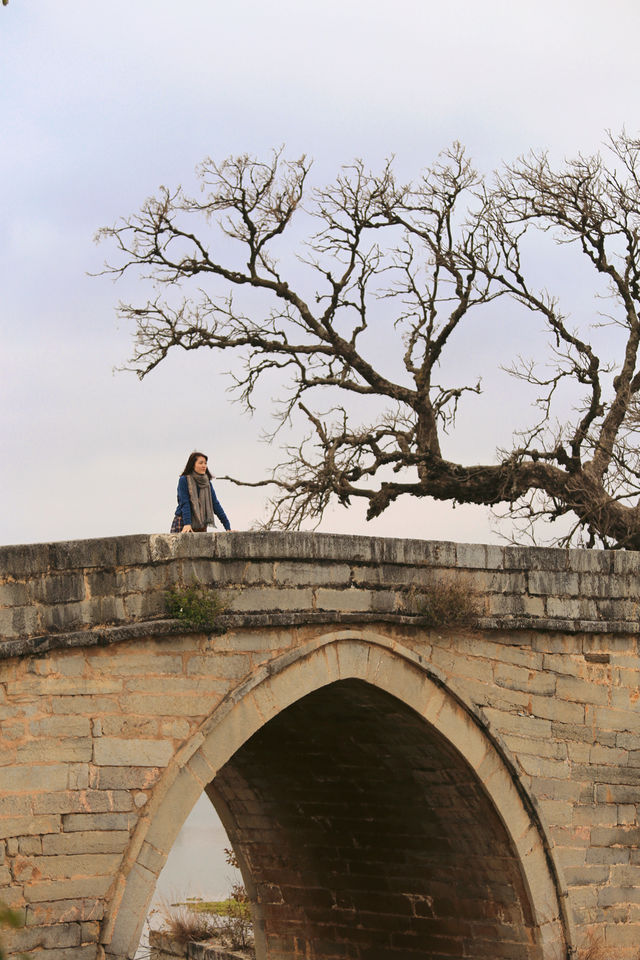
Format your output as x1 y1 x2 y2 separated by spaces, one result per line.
182 524 193 533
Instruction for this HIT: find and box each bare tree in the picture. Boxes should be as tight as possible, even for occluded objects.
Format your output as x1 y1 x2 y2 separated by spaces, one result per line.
98 134 640 547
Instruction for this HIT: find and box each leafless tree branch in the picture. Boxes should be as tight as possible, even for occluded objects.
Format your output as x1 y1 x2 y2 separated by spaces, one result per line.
98 135 640 546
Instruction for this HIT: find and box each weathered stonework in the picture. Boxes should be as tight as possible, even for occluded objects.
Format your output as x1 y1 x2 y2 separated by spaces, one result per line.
148 929 251 960
1 532 639 960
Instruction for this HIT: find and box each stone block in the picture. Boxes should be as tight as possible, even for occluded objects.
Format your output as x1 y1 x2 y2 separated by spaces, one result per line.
581 572 635 598
275 560 350 586
107 859 157 957
315 587 374 613
596 706 640 734
23 874 113 902
120 684 209 717
8 921 82 951
609 864 640 885
89 766 161 790
455 542 490 569
49 536 117 570
185 654 251 679
0 604 39 639
596 597 638 620
81 920 100 943
0 541 51 577
160 719 191 739
603 923 640 947
16 737 93 764
41 830 130 855
493 662 556 696
227 586 314 612
123 677 227 696
68 763 90 790
535 798 573 826
572 804 617 827
0 580 29 607
33 790 133 815
0 795 31 817
590 744 629 764
115 535 153 566
98 716 158 738
18 836 42 856
564 864 610 885
612 551 640 574
517 754 571 779
598 885 640 907
503 545 568 571
527 696 585 725
487 593 545 617
556 675 609 706
123 564 173 593
22 852 121 880
7 676 123 697
89 652 184 677
528 571 580 596
617 803 637 824
86 568 124 597
352 563 432 588
93 737 174 767
545 596 599 619
480 707 552 740
29 571 86 605
25 898 104 925
123 591 167 619
51 695 121 716
585 846 630 865
591 825 640 846
61 812 136 832
28 716 92 738
1 763 69 792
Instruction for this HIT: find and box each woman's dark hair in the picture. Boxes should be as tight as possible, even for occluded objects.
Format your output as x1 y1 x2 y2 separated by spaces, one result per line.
181 451 212 479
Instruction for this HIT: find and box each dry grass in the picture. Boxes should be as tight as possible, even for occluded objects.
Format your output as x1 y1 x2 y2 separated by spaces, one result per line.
406 579 480 628
160 903 217 945
159 895 254 953
576 931 640 960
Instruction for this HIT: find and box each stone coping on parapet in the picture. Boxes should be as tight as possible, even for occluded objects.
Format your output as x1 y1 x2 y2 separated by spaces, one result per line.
2 528 639 571
1 531 639 656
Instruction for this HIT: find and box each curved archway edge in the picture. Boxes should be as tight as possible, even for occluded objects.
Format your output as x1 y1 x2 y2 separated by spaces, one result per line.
101 630 573 960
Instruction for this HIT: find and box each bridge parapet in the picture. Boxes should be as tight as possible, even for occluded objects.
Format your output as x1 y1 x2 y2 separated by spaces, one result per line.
1 532 639 660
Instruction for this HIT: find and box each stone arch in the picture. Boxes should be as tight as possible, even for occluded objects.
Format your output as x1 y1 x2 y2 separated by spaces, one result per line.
102 631 570 960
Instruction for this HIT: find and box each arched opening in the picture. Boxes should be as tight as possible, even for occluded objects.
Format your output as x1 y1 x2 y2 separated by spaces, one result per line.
103 633 568 960
213 678 544 960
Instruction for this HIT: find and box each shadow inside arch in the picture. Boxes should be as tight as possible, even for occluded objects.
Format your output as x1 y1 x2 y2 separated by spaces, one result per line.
102 631 572 960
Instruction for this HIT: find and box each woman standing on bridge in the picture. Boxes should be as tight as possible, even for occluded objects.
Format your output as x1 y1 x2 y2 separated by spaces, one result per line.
170 451 231 533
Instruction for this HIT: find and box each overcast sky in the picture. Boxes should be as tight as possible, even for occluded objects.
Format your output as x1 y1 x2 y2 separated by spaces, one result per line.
3 0 640 548
3 0 640 936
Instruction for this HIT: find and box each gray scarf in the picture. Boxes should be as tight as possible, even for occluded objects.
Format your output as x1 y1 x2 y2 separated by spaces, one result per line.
186 473 216 530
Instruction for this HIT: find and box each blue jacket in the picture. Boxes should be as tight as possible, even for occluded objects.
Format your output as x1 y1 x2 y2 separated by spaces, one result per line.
174 475 231 530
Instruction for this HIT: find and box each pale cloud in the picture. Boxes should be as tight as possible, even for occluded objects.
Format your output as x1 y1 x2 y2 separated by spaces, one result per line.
2 0 640 547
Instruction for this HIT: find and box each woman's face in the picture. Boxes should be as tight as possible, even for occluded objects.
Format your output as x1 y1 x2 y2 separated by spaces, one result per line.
194 456 208 475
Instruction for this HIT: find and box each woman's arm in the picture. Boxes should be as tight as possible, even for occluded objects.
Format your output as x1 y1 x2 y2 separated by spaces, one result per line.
176 476 193 527
210 482 231 530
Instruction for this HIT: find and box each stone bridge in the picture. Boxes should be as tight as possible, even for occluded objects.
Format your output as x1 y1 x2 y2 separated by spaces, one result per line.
1 531 639 960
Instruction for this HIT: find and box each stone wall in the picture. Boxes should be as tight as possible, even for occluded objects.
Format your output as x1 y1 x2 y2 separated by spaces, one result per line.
1 532 640 959
2 531 640 660
148 929 249 960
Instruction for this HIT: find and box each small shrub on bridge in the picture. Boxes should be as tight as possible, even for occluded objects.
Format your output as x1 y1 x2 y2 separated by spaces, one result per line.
408 580 479 628
0 902 25 960
165 585 227 629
